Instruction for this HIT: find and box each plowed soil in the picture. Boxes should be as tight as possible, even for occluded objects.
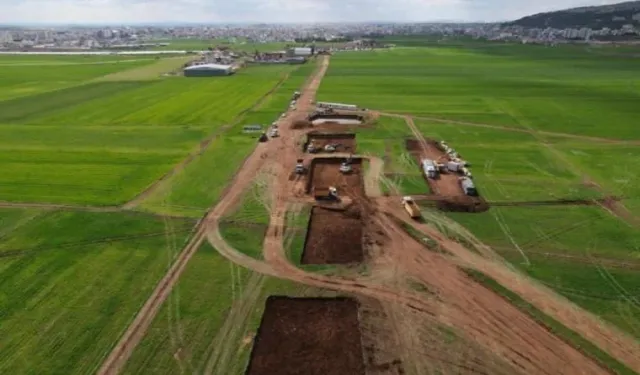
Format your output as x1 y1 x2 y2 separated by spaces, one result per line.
305 132 356 153
302 206 364 264
245 297 365 375
406 139 489 213
307 157 364 196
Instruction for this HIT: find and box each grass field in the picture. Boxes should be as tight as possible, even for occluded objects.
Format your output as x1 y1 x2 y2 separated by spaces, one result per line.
2 37 640 374
0 55 158 100
139 62 313 217
0 209 195 375
0 63 299 206
318 45 640 139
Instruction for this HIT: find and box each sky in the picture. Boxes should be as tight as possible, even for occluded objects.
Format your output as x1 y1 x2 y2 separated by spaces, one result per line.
0 0 629 24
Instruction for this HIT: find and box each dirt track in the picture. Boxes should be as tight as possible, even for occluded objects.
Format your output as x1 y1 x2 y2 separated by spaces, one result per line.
103 55 640 375
378 111 640 146
209 55 638 374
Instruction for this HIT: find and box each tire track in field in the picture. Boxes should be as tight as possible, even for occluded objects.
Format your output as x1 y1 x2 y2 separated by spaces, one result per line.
121 67 300 210
96 60 315 375
376 111 640 146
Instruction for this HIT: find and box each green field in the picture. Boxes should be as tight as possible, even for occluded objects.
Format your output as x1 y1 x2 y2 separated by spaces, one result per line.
0 52 316 374
318 43 640 347
0 61 299 205
139 63 312 217
0 209 195 375
2 37 640 375
318 45 640 139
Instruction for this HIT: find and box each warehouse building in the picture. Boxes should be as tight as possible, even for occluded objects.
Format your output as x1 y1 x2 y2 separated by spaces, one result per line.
184 63 234 77
287 47 313 57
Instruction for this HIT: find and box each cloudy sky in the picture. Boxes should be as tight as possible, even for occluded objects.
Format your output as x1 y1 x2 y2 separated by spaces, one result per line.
0 0 627 24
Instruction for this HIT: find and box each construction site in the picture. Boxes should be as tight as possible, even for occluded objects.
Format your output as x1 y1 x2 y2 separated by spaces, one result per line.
99 55 640 375
406 138 490 212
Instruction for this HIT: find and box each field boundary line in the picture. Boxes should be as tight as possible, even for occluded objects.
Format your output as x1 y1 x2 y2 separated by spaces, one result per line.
376 111 640 145
122 66 301 210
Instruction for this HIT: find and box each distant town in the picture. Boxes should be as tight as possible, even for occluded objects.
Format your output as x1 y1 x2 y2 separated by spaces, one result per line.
0 21 639 51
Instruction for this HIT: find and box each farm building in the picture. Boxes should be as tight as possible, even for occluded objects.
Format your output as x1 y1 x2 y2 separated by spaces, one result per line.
288 47 313 56
183 63 234 77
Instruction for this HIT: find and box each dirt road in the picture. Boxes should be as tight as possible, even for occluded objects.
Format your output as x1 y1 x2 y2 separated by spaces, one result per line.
382 201 640 373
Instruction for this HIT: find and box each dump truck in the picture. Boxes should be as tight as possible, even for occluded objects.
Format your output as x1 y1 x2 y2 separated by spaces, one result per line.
459 177 478 196
421 158 439 179
402 196 421 219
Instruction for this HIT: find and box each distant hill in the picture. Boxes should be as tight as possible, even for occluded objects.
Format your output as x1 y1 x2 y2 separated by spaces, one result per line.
507 1 640 29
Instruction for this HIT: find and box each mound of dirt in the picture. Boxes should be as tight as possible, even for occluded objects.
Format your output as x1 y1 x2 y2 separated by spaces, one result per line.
291 120 312 129
435 196 489 213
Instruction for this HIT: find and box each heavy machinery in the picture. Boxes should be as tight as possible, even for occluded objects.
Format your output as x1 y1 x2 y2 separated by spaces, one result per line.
314 186 339 201
294 159 306 174
421 158 439 179
324 143 338 152
402 196 421 219
459 177 478 196
339 161 352 174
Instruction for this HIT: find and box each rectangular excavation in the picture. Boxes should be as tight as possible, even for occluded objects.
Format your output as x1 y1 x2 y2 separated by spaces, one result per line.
406 139 488 212
302 206 364 264
305 132 357 153
245 297 366 375
306 157 364 197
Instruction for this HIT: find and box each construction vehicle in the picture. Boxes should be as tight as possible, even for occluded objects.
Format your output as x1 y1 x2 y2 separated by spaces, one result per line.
314 186 339 201
339 161 352 174
402 196 421 219
421 158 439 179
324 143 338 152
294 159 306 174
459 177 478 196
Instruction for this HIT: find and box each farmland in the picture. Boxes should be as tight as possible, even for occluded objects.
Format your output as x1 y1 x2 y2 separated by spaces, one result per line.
0 51 314 375
0 61 299 206
2 38 640 375
0 209 195 375
317 43 640 343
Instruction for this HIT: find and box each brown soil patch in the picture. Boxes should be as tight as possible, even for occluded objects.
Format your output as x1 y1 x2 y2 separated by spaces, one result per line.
307 157 364 197
291 119 313 129
302 206 364 264
405 138 489 213
245 297 365 375
305 132 357 153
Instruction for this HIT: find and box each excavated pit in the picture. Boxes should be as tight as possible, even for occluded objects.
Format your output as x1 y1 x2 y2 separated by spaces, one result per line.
303 132 357 153
406 138 489 213
306 157 364 197
302 206 364 264
245 297 365 375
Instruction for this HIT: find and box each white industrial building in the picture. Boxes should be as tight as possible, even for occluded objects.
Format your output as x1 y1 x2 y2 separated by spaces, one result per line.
184 63 234 77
